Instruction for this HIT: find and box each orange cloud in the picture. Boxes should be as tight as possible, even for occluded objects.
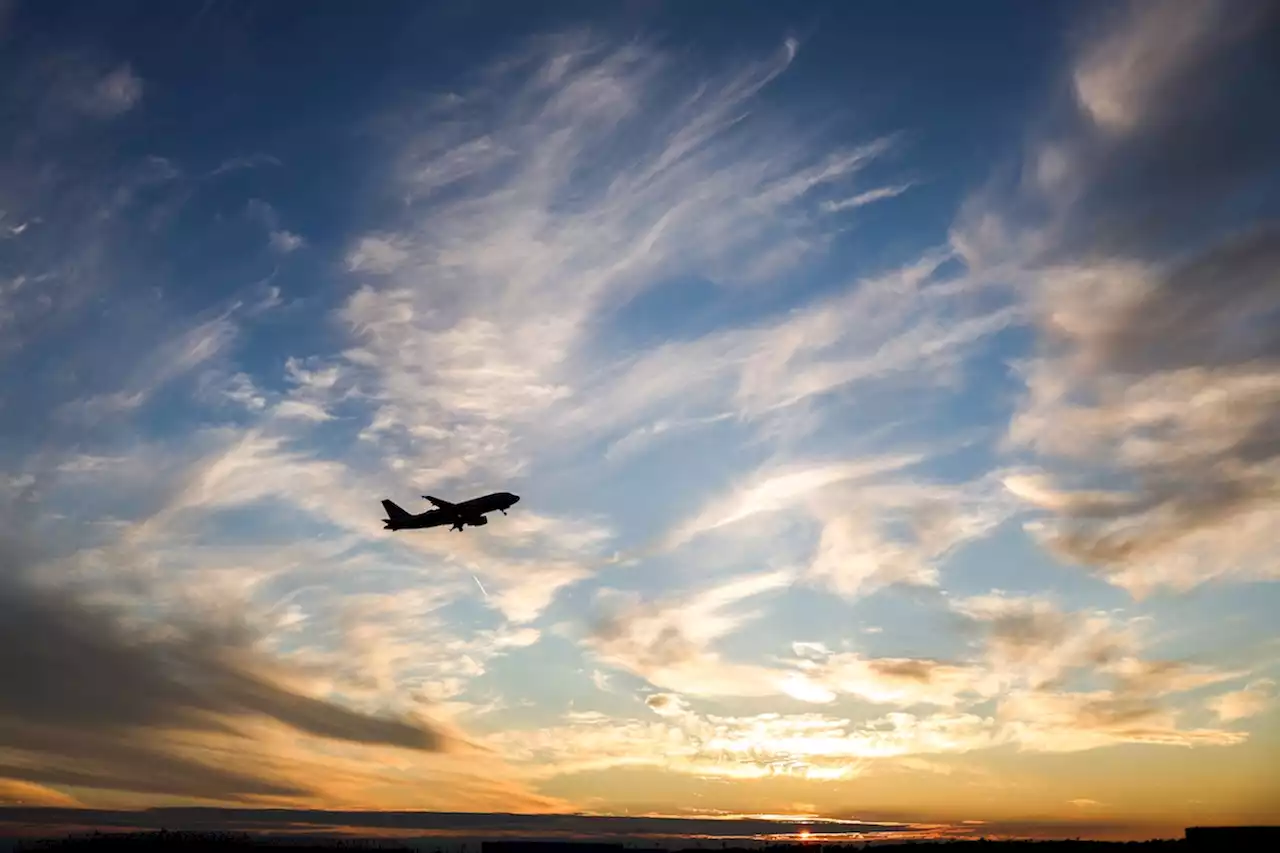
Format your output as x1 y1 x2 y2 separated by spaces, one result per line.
0 779 82 807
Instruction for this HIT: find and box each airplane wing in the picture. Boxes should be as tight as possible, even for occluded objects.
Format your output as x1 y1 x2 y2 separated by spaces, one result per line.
423 495 456 510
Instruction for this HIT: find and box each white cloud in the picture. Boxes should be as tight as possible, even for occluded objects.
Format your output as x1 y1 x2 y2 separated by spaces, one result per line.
325 34 988 490
820 184 913 213
346 235 410 274
272 400 333 422
663 455 922 550
269 229 305 254
558 249 1016 456
663 459 1017 602
1206 679 1276 723
805 478 1013 600
247 200 306 256
216 373 268 412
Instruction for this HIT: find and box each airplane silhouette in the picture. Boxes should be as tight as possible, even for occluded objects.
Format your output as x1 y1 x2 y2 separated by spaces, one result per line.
380 492 520 532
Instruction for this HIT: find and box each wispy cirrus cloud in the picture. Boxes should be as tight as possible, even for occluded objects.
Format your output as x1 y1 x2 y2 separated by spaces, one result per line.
326 32 975 489
820 184 914 214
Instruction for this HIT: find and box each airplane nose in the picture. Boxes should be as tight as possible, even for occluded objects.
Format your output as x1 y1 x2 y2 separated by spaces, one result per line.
510 494 520 503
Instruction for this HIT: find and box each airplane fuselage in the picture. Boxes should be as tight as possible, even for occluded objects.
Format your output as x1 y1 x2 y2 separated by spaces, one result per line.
381 491 520 531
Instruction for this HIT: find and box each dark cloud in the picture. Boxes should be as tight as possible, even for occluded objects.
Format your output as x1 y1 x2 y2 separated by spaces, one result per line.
644 693 673 711
1048 1 1280 263
0 808 918 841
960 1 1280 589
867 659 938 683
0 534 449 803
1084 223 1280 376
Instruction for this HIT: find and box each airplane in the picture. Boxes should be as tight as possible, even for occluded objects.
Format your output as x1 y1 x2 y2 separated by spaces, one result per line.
380 491 520 532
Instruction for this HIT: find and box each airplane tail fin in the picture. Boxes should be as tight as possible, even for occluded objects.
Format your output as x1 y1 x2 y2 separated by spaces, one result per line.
381 499 411 525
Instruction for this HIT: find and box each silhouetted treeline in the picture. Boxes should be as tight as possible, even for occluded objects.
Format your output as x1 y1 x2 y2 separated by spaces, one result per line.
481 839 1257 853
13 830 414 852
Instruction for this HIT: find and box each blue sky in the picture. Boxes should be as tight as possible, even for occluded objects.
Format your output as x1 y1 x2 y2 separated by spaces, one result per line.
2 0 1278 839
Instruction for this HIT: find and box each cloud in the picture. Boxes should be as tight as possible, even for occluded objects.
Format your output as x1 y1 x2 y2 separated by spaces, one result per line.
585 570 795 697
1070 0 1246 134
946 592 1249 751
949 593 1135 691
782 653 988 708
346 235 409 273
804 476 1015 600
0 64 182 368
268 229 305 254
65 311 240 421
997 689 1247 752
499 586 1254 779
662 457 1017 602
567 249 1017 460
492 699 1003 783
576 573 1250 745
327 32 970 487
663 455 922 550
644 692 691 718
72 64 144 118
247 199 305 255
954 0 1280 595
0 534 462 804
0 779 82 807
1206 679 1276 722
820 184 913 214
210 153 282 177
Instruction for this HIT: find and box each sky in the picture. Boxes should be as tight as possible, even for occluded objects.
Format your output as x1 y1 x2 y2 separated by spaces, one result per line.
1 0 1279 843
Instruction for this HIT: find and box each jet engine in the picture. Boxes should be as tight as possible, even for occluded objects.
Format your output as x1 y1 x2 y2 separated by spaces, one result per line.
470 516 488 526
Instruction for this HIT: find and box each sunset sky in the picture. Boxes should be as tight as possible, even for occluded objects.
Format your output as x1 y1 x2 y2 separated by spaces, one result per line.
2 0 1278 843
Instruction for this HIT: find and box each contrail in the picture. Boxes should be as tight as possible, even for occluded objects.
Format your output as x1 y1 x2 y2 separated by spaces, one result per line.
473 574 489 597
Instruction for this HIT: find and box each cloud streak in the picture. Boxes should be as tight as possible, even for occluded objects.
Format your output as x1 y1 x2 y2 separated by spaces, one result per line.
0 534 465 800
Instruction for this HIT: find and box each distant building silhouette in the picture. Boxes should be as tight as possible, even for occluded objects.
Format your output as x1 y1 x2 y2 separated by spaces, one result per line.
1185 826 1280 851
